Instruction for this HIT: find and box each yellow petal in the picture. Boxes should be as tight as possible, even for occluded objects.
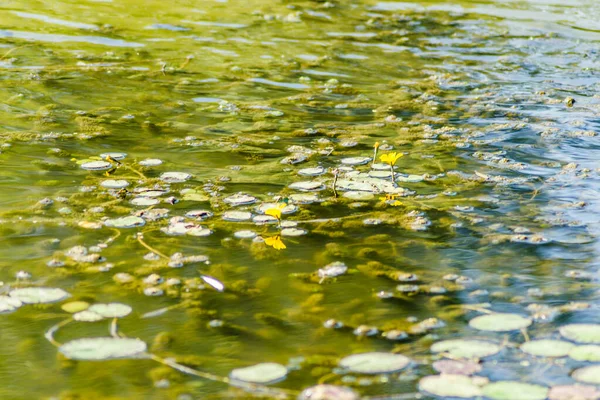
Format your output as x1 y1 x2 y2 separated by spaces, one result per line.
265 208 282 219
265 236 286 250
392 200 402 206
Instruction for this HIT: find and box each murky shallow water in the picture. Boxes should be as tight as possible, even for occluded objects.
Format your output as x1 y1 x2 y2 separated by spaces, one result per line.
0 0 599 399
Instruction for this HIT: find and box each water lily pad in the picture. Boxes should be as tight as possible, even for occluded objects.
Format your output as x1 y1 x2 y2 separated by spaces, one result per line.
560 324 600 344
160 172 192 183
256 203 297 215
368 170 392 179
138 190 167 198
187 227 212 237
298 166 326 176
58 337 147 360
234 230 257 239
340 157 370 166
548 384 600 400
397 174 424 183
224 194 257 206
139 158 163 167
81 161 112 171
100 152 127 160
298 385 359 400
222 211 252 222
88 303 132 318
573 366 600 384
230 362 287 384
0 296 22 313
482 381 548 400
73 310 104 322
419 374 484 398
100 179 130 189
339 352 410 374
469 313 532 332
105 216 145 228
253 215 278 225
289 181 325 191
9 287 70 304
131 197 160 206
431 339 501 359
432 360 482 375
343 191 375 200
569 345 600 361
61 301 90 313
289 193 320 204
281 227 307 236
521 339 574 357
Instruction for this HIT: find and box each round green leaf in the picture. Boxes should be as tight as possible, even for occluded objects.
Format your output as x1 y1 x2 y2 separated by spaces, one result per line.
569 345 600 362
573 366 600 385
483 381 548 400
520 340 574 357
339 352 410 374
230 362 287 384
104 216 145 228
431 339 501 359
88 303 132 318
9 287 70 304
420 374 484 398
298 385 359 400
61 301 90 313
560 324 600 344
469 313 532 332
73 310 104 322
0 296 22 313
59 337 147 360
548 384 600 400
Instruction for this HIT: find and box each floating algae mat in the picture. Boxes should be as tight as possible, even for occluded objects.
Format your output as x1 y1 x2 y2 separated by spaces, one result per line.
0 0 599 398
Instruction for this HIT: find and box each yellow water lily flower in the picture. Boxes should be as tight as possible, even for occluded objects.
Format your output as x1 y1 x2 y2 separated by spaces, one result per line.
264 203 287 220
380 152 403 166
265 235 286 250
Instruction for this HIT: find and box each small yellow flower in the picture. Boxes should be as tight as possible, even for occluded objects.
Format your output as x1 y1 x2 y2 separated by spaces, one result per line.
264 203 286 220
374 142 380 149
380 152 403 166
265 235 286 250
391 200 402 206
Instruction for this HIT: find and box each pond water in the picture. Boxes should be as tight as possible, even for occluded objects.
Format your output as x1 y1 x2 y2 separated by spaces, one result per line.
0 0 599 399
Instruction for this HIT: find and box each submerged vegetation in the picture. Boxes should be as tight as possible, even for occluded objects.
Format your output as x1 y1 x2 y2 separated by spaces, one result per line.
0 0 599 399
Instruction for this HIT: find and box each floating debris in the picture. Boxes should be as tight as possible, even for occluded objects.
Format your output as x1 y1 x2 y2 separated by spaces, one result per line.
317 261 348 279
